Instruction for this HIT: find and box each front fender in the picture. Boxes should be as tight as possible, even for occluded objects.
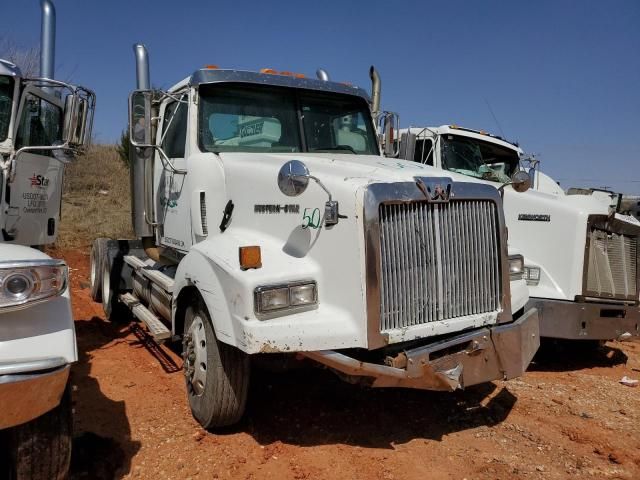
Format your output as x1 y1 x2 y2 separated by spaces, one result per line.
173 228 356 353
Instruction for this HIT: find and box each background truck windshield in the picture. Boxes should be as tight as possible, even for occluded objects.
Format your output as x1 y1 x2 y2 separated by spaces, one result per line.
441 134 520 183
0 75 14 142
198 83 378 155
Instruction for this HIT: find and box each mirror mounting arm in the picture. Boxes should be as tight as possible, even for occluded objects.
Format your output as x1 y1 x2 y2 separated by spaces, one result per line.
290 173 332 202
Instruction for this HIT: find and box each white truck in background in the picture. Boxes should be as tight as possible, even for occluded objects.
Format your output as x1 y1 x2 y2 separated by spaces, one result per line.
397 124 640 346
0 1 94 479
89 45 539 430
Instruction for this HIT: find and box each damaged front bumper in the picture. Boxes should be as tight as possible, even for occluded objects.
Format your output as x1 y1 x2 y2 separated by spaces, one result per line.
533 298 640 341
302 307 539 391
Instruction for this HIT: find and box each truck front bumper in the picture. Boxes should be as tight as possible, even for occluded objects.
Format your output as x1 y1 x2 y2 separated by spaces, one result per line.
303 307 539 391
0 357 70 429
532 298 640 341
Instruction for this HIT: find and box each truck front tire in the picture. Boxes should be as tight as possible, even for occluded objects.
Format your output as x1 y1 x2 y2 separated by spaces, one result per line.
183 297 250 429
8 382 72 480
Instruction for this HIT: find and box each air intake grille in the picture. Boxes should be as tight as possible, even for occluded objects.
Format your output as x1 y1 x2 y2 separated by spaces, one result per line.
200 191 208 236
586 229 637 300
378 200 501 332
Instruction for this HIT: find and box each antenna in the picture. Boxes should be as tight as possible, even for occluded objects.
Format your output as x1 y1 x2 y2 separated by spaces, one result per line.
484 97 505 139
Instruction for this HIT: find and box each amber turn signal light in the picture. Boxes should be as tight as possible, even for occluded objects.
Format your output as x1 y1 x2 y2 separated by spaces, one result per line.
239 246 262 270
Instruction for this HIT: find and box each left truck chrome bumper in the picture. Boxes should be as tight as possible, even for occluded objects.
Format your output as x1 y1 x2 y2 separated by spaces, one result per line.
303 307 539 391
0 357 70 429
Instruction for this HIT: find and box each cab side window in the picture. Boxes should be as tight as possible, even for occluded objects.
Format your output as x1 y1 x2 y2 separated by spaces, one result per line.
414 139 433 165
161 96 188 158
15 93 62 151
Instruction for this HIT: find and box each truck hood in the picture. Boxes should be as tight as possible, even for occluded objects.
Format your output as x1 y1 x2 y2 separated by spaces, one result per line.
218 152 479 187
0 244 53 262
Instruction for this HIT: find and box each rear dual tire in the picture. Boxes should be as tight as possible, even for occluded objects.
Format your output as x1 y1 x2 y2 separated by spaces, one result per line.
100 244 130 322
89 237 109 302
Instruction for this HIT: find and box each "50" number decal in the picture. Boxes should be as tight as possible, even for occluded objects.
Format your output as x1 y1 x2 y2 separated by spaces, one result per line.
302 208 321 229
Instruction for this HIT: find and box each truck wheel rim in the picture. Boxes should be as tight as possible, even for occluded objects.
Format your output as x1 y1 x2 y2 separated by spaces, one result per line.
90 250 97 288
185 315 207 396
101 262 110 304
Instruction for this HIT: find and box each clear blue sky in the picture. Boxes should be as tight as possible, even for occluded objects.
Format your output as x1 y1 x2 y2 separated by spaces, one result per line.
1 0 639 193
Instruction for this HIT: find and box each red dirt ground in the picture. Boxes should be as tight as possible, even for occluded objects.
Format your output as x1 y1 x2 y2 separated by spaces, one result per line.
55 248 640 480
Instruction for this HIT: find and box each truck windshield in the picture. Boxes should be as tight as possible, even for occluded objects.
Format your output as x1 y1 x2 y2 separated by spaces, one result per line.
198 83 379 155
441 134 519 183
0 75 14 142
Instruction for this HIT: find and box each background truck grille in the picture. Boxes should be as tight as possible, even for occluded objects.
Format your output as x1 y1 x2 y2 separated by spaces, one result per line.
378 200 501 332
586 229 637 300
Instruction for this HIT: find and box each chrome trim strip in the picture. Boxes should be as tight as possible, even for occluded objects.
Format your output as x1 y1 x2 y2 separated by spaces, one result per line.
0 259 66 269
0 357 68 376
363 178 511 349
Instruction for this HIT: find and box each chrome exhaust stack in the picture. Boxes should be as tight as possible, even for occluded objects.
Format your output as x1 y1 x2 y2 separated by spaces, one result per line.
133 44 150 90
369 65 381 123
40 0 56 80
130 43 154 240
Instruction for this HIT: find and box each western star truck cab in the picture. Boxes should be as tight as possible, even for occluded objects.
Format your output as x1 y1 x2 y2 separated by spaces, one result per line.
0 2 94 479
90 45 538 429
399 125 640 344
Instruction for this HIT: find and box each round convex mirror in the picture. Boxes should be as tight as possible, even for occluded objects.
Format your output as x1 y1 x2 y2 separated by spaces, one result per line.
511 170 532 193
278 160 310 196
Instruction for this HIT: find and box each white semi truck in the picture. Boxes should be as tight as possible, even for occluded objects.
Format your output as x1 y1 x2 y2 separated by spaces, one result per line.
0 1 94 478
90 46 539 429
397 124 640 345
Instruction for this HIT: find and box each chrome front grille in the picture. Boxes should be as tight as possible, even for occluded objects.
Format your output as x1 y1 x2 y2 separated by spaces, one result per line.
586 228 637 300
378 200 501 332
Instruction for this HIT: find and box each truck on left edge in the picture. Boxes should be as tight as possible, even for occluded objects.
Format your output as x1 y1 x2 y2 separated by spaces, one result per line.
0 1 95 479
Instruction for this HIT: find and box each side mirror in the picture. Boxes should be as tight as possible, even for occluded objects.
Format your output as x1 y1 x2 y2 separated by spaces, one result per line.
129 90 154 147
511 170 532 193
399 132 416 161
377 111 400 157
278 160 310 196
63 91 94 149
527 164 537 190
498 170 532 196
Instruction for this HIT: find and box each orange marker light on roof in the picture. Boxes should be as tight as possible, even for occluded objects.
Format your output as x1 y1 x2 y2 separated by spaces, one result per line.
280 71 306 78
239 246 262 270
204 65 219 69
260 68 277 75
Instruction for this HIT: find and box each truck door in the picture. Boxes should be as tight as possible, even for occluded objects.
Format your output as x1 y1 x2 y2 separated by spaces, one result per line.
155 93 190 252
5 87 65 245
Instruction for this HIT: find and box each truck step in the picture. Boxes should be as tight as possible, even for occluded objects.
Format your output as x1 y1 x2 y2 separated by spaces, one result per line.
120 292 171 343
123 255 175 293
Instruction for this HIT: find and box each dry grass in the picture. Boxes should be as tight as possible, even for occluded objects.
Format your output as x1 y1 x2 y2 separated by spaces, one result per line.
58 144 133 249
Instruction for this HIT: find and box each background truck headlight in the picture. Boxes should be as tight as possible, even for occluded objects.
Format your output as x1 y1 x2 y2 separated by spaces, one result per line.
523 265 541 286
0 260 68 310
254 281 318 317
508 255 524 280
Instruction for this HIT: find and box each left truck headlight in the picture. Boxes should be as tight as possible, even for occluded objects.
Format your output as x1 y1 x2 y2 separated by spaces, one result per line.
254 281 318 317
508 254 524 281
0 260 68 310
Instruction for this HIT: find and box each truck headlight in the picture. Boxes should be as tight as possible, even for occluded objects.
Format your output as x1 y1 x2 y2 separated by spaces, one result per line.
508 254 524 280
254 281 317 317
523 265 541 286
0 260 68 310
